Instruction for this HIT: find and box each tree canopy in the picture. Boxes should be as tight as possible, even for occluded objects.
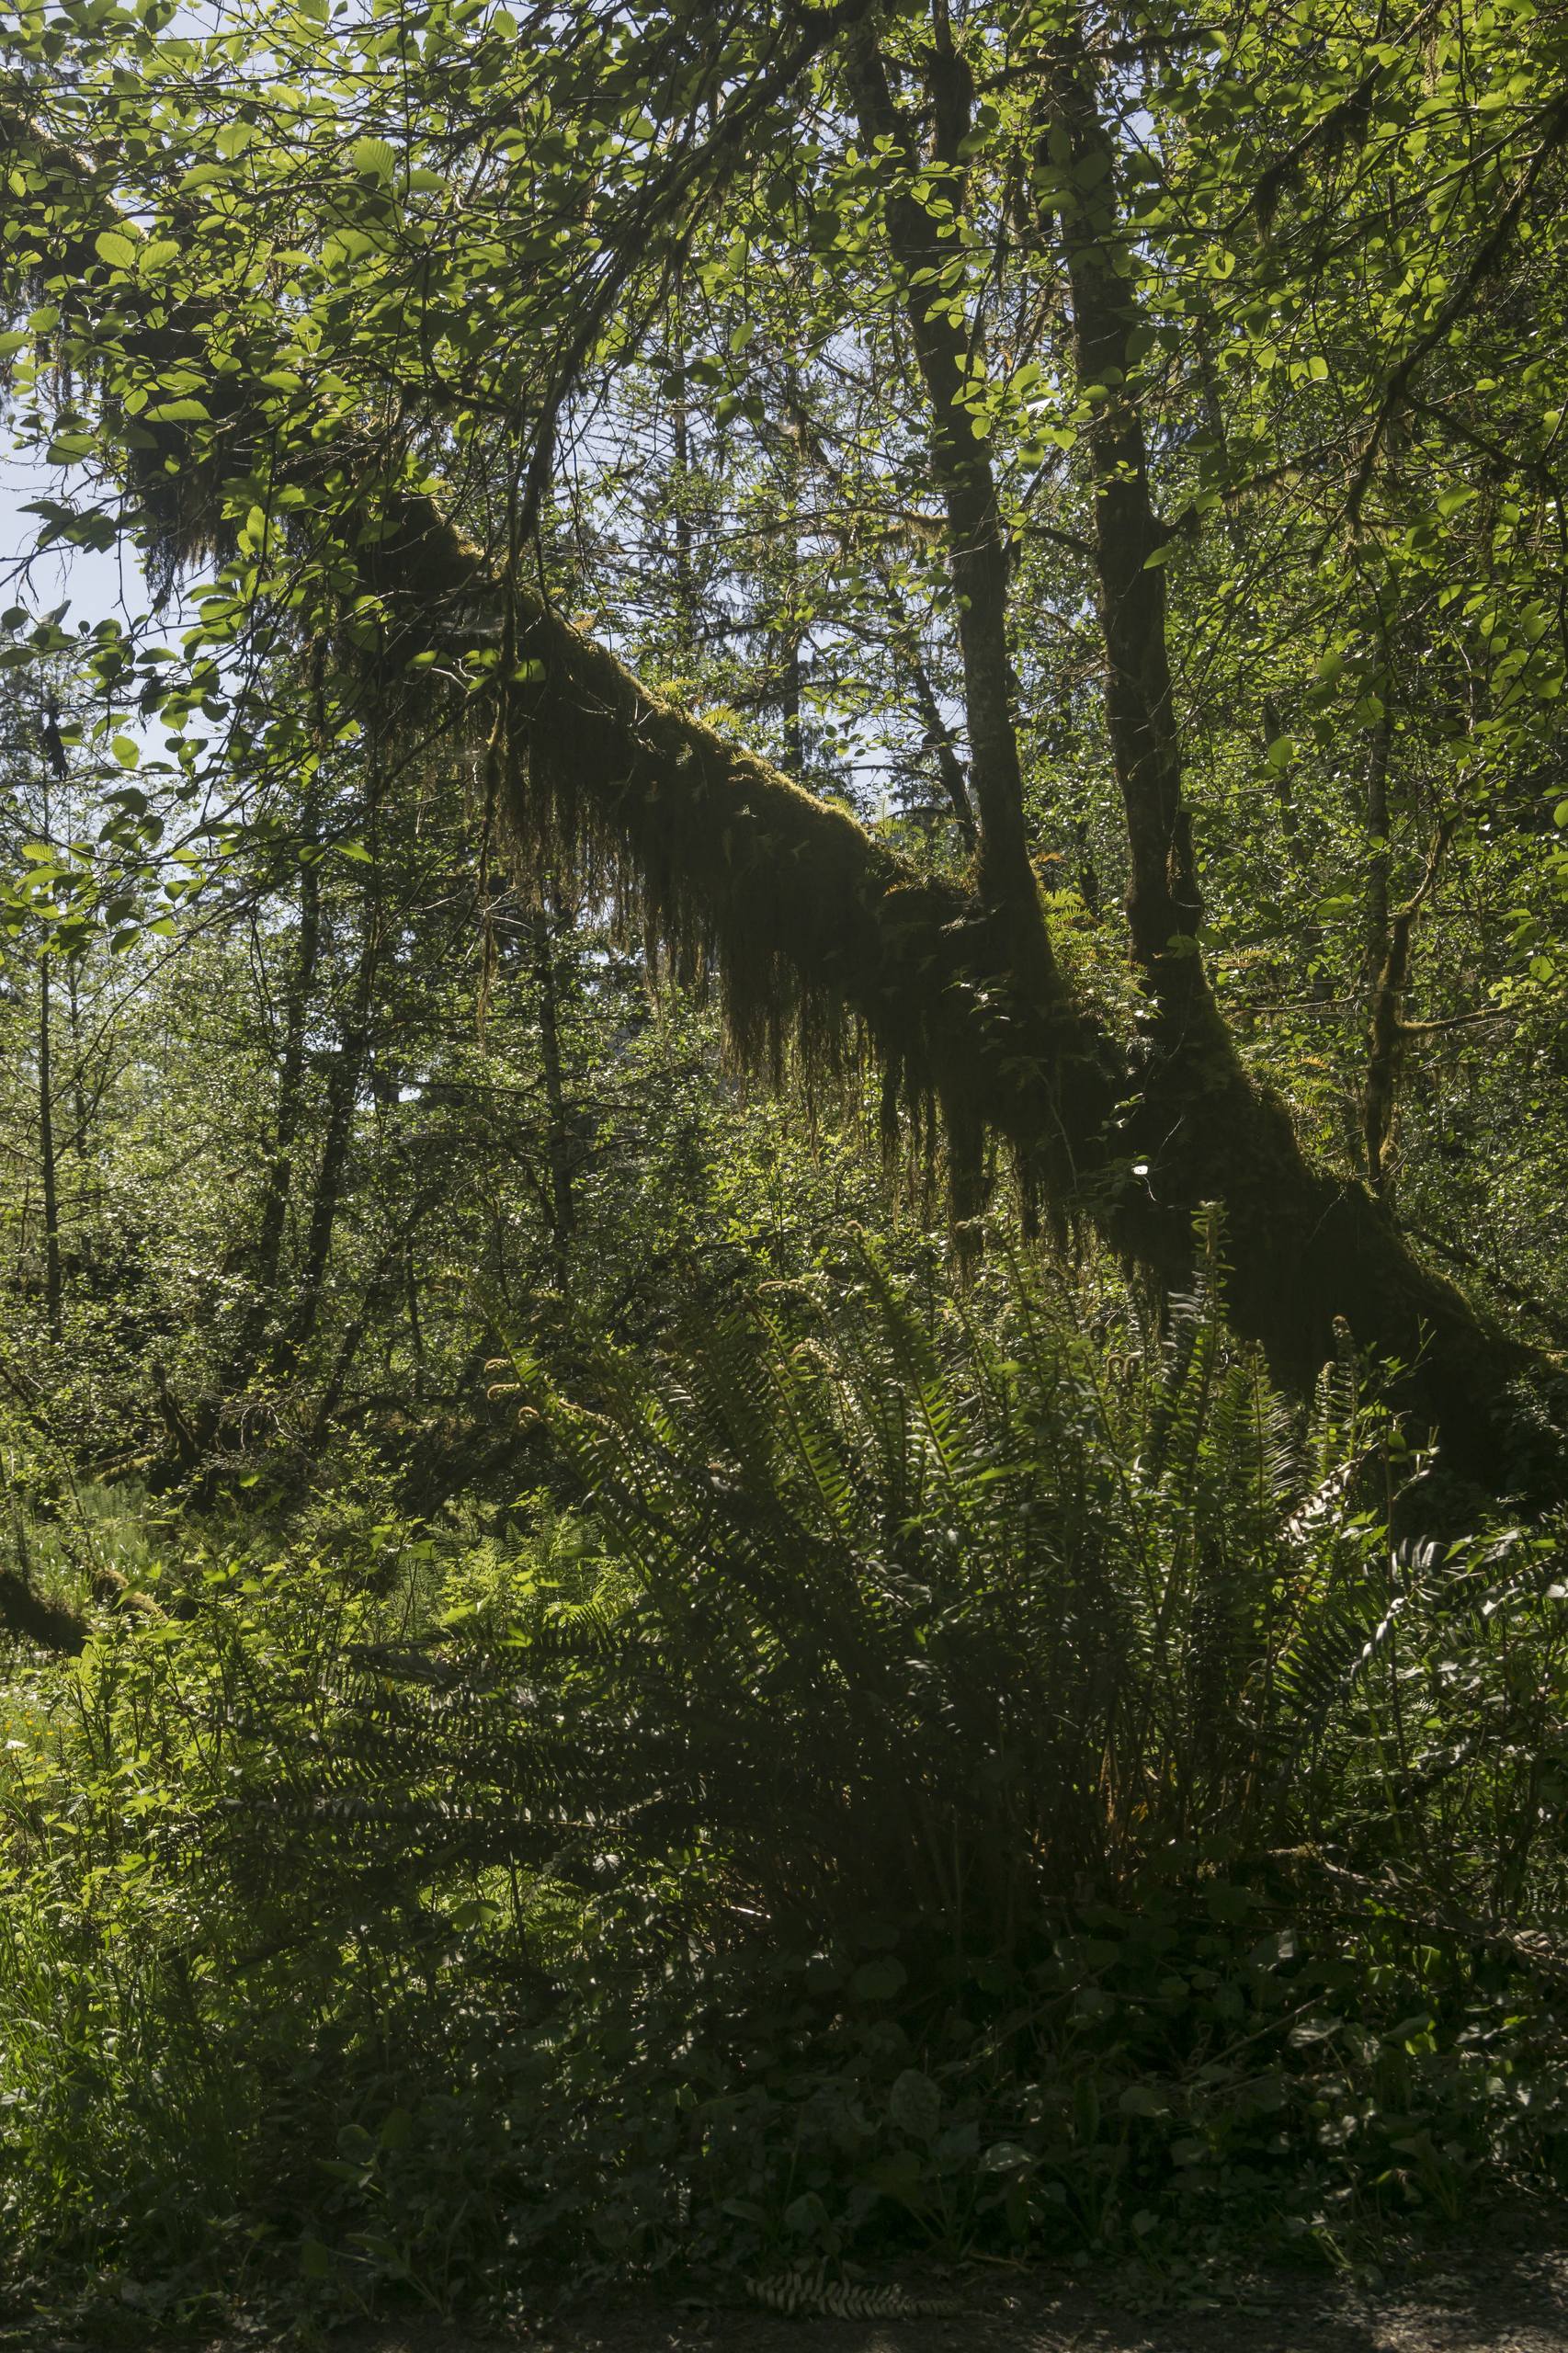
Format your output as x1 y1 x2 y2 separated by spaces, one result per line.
2 0 1566 1475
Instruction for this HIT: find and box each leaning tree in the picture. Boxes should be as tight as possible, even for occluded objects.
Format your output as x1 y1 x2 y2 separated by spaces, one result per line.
3 0 1566 1490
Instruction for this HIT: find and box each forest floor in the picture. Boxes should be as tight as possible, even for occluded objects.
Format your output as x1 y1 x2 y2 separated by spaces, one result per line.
308 2205 1568 2353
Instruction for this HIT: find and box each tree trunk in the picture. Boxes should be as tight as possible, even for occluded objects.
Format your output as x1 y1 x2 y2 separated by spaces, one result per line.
845 23 1060 1024
1042 29 1561 1492
0 1561 85 1653
308 1208 426 1449
64 958 91 1161
669 297 697 671
1051 38 1201 995
1363 821 1452 1202
38 954 62 1343
358 479 1567 1495
405 1236 426 1401
1360 699 1396 1193
779 631 804 780
224 813 323 1391
533 895 576 1291
274 914 378 1376
775 377 978 845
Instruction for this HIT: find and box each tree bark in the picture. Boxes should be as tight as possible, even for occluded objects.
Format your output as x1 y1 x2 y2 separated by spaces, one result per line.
224 813 323 1392
308 1199 431 1449
533 896 576 1291
401 1221 426 1404
1359 696 1400 1196
38 954 62 1343
774 378 977 843
274 906 379 1376
1051 35 1202 995
668 297 698 672
1363 819 1452 1200
844 23 1060 1023
64 958 92 1163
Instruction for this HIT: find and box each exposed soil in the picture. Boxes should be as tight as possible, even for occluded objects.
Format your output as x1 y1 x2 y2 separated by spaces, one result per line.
324 2204 1568 2353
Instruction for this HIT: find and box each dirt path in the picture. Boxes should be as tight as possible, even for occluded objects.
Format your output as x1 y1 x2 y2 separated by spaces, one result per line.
335 2208 1567 2353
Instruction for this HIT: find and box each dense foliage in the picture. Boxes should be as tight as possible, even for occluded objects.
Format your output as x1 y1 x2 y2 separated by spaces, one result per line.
0 0 1565 2328
3 1255 1566 2325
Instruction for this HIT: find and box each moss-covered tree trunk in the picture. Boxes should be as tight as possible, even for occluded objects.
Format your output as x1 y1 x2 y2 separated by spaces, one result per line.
4 60 1562 1502
365 489 1562 1497
1043 28 1560 1490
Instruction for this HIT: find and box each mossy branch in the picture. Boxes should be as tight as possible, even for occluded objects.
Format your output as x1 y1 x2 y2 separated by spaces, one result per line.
3 89 1564 1499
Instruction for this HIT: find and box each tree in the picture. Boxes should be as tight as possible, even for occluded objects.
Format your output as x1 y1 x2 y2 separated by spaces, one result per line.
2 0 1564 1492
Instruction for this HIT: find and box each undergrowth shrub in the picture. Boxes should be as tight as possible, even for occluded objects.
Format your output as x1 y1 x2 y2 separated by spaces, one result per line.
0 1245 1564 2325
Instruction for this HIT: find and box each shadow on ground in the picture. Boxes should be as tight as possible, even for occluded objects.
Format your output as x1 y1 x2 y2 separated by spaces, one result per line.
316 2202 1568 2353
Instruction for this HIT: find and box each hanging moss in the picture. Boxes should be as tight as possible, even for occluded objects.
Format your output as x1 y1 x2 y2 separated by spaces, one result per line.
352 495 1118 1238
3 115 1561 1495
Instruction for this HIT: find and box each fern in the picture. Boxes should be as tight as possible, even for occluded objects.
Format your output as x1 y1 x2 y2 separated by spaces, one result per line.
133 1241 1551 1960
232 1244 1433 1929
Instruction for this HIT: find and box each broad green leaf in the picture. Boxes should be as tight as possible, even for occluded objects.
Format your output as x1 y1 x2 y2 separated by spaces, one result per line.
350 137 396 180
888 2068 941 2143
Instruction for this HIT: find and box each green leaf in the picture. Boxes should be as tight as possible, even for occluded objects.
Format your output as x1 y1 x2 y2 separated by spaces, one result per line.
848 1955 906 2003
866 2149 924 2202
111 735 141 769
1119 2085 1172 2119
1203 1881 1256 1923
350 137 396 181
94 229 141 268
888 2067 941 2143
